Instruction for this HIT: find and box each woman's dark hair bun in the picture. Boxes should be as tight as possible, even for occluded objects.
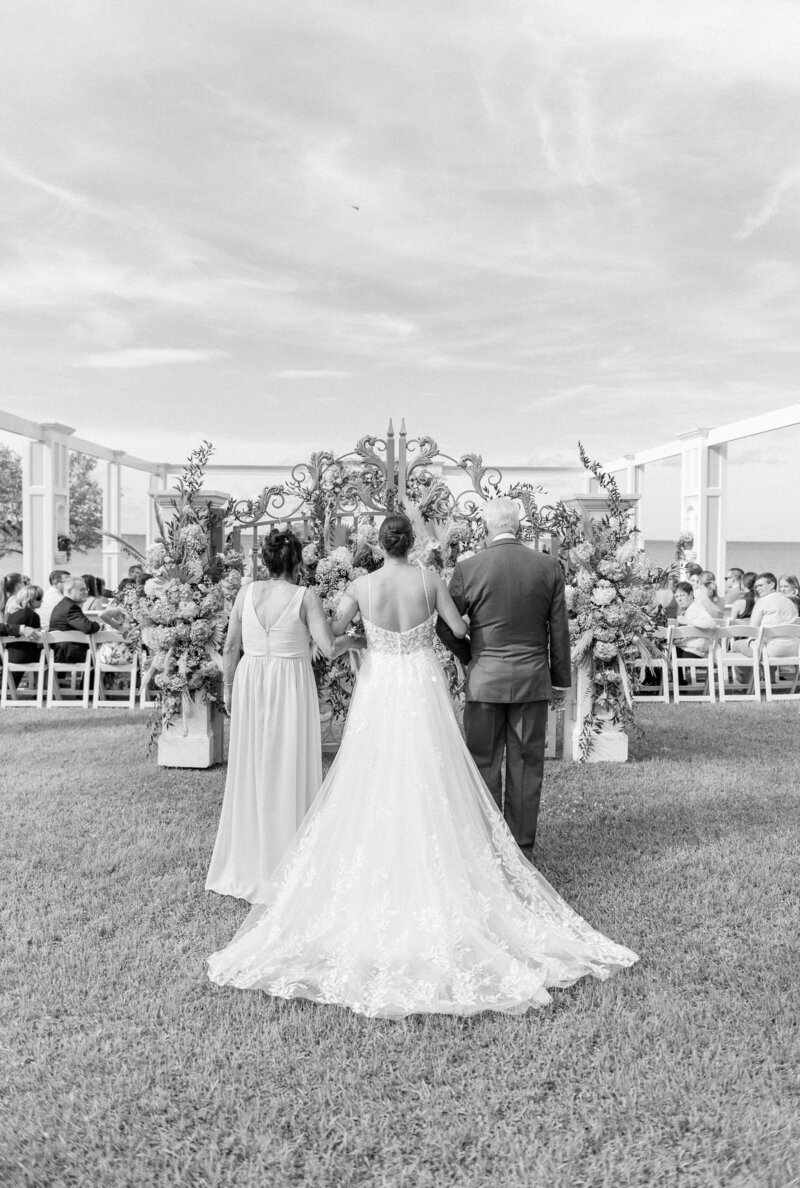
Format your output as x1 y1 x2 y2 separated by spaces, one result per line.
261 528 303 577
378 513 414 559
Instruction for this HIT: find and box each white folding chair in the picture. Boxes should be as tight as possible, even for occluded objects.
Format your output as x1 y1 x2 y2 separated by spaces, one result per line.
632 629 672 703
716 624 762 703
43 630 94 708
0 635 46 708
760 624 800 701
670 626 718 703
91 630 139 709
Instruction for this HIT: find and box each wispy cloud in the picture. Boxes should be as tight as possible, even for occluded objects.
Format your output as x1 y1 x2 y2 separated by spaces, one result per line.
76 349 228 369
734 167 800 240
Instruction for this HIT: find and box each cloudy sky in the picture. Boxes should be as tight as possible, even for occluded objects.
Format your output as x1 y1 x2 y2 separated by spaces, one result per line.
1 0 799 533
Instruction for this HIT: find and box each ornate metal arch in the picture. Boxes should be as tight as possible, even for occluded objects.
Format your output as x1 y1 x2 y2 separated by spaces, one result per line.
227 421 564 574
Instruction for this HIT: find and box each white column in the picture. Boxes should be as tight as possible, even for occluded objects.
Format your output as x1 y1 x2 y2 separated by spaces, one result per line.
622 454 645 534
677 428 710 569
706 443 727 584
22 423 74 587
147 466 170 547
102 451 124 591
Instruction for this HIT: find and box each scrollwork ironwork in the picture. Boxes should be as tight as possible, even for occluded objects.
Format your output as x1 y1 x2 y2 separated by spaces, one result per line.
227 422 550 549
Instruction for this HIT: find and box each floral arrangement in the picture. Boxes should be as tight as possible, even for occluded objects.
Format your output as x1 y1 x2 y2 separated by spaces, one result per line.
675 531 695 562
118 443 244 739
559 446 662 759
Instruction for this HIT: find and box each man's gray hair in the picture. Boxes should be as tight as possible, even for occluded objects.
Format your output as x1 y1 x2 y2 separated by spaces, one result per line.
483 497 521 538
63 577 86 600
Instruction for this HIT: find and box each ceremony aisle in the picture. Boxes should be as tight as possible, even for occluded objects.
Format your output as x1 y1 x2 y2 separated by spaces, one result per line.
2 706 798 1187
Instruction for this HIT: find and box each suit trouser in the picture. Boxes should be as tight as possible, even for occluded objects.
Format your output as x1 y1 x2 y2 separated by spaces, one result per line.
463 700 549 850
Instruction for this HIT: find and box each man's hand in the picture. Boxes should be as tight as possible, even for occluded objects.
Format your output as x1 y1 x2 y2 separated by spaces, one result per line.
549 687 568 712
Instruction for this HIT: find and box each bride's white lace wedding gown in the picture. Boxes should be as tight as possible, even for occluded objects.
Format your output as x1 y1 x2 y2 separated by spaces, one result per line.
208 607 638 1017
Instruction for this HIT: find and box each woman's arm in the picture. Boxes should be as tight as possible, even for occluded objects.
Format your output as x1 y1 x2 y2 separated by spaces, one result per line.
433 574 468 639
304 589 365 659
332 590 360 636
221 588 245 711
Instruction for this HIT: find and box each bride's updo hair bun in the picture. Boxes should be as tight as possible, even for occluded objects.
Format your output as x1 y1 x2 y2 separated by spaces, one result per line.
261 528 303 577
378 513 414 558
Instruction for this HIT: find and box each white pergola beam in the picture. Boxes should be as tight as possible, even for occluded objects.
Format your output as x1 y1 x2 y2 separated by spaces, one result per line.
605 441 682 471
606 403 800 473
706 402 800 446
0 409 164 475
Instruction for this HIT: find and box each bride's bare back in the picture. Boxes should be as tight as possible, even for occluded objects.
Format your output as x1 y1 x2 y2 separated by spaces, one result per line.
334 559 467 640
358 564 434 633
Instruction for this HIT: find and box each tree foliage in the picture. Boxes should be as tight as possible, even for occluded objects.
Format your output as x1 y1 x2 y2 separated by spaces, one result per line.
68 452 103 555
0 444 23 556
0 445 104 558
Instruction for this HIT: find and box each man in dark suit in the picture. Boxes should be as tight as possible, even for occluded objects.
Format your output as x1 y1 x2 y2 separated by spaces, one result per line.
48 577 120 663
437 498 571 859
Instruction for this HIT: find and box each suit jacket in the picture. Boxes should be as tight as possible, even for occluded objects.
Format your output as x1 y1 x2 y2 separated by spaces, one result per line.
436 540 571 703
48 597 101 663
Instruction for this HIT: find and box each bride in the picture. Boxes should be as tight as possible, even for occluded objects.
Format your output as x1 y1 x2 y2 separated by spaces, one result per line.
208 514 638 1017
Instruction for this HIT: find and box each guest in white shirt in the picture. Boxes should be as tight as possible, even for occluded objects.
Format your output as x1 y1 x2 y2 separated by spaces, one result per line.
750 573 799 658
730 571 799 672
38 569 71 632
673 582 717 656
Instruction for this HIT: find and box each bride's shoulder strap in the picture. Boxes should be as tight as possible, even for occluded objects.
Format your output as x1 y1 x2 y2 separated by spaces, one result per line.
421 567 432 616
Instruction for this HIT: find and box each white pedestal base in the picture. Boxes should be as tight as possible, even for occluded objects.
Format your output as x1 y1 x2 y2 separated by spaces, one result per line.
564 662 629 763
157 694 224 768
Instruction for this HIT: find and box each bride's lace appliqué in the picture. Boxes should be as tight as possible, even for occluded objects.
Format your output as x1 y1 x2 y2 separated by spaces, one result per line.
208 615 638 1017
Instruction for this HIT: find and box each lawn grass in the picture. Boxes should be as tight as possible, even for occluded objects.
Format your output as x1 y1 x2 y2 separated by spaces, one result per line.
1 703 799 1187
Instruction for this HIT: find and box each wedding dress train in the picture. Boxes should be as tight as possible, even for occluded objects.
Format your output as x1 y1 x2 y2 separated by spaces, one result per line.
208 613 638 1017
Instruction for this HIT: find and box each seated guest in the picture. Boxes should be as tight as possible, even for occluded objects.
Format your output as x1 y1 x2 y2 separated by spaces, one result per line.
778 574 800 614
0 572 23 624
673 580 717 658
81 574 109 612
47 577 122 663
39 570 71 631
723 567 745 609
116 563 145 594
751 573 799 656
731 572 799 669
732 571 757 621
5 585 44 668
698 570 724 614
686 564 720 617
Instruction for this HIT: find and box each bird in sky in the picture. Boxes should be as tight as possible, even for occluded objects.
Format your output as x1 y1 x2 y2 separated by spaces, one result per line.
351 205 359 211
